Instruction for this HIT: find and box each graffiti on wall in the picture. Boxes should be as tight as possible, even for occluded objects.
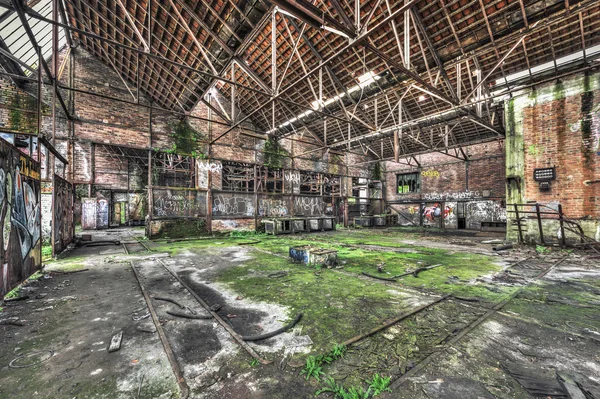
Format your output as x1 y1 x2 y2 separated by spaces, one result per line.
421 170 440 178
197 160 223 190
258 198 289 217
53 175 74 254
153 190 207 218
284 171 300 184
294 196 325 216
212 194 254 217
0 138 41 296
424 190 483 201
423 203 453 221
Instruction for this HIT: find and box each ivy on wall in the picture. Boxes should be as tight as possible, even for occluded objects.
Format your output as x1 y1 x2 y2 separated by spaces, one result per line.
4 90 38 134
372 162 382 180
263 137 289 169
167 119 207 159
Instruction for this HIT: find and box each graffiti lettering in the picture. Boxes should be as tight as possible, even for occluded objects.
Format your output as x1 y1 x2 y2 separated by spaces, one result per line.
284 171 300 184
197 160 222 172
212 195 254 217
421 170 440 178
294 197 324 216
424 190 481 201
19 156 40 179
153 191 207 218
259 198 288 217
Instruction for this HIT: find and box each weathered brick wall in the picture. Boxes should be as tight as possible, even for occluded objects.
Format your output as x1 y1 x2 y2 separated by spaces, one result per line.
506 71 600 242
384 141 506 201
0 77 39 135
1 47 375 237
383 141 506 229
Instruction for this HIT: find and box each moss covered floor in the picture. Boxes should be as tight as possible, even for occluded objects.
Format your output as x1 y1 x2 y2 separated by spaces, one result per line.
3 227 599 398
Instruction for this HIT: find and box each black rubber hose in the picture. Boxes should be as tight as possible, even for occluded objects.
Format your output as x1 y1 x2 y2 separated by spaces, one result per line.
166 310 212 320
242 313 303 342
153 297 185 309
361 272 397 282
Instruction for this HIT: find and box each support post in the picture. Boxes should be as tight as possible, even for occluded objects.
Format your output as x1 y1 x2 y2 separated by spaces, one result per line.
535 203 545 245
558 204 566 247
513 204 523 244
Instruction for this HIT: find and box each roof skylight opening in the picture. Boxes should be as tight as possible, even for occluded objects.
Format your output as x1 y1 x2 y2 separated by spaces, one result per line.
357 71 380 86
268 71 381 134
495 44 600 86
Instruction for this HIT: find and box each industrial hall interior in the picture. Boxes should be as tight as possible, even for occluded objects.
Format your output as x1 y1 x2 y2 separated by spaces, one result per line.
1 0 600 398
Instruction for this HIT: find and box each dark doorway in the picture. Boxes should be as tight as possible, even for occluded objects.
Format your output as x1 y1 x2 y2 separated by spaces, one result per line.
457 202 466 229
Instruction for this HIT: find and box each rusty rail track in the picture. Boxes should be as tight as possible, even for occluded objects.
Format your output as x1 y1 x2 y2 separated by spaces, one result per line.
155 258 272 365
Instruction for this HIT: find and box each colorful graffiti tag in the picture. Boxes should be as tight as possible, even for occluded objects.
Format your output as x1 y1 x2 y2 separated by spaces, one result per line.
423 203 453 221
421 170 441 178
0 138 41 296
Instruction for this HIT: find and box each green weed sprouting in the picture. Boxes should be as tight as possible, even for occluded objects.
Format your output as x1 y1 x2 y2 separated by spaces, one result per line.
315 377 370 399
249 358 259 367
316 374 392 398
367 374 392 396
301 355 324 381
302 344 348 381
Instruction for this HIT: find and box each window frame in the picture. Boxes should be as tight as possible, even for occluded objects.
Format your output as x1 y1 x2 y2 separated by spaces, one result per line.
396 171 421 194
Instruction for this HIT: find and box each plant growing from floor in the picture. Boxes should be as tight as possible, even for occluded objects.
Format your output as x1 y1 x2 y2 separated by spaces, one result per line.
249 358 259 367
263 137 289 169
301 344 348 381
536 245 550 254
316 378 370 399
301 355 324 381
330 343 347 359
367 374 392 396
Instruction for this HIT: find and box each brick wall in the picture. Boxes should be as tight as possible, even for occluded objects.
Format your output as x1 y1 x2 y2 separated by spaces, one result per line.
1 47 375 237
384 141 506 202
383 141 506 229
506 71 600 242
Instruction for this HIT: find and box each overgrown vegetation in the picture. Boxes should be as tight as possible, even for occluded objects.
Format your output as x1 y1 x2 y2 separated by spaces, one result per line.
263 137 289 168
167 119 206 158
229 230 265 238
42 244 53 260
371 162 382 181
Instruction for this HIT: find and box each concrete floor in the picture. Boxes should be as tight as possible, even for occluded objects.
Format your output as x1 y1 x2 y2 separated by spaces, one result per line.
1 227 599 398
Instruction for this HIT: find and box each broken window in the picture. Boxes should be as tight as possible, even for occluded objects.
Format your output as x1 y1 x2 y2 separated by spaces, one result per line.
397 172 420 194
